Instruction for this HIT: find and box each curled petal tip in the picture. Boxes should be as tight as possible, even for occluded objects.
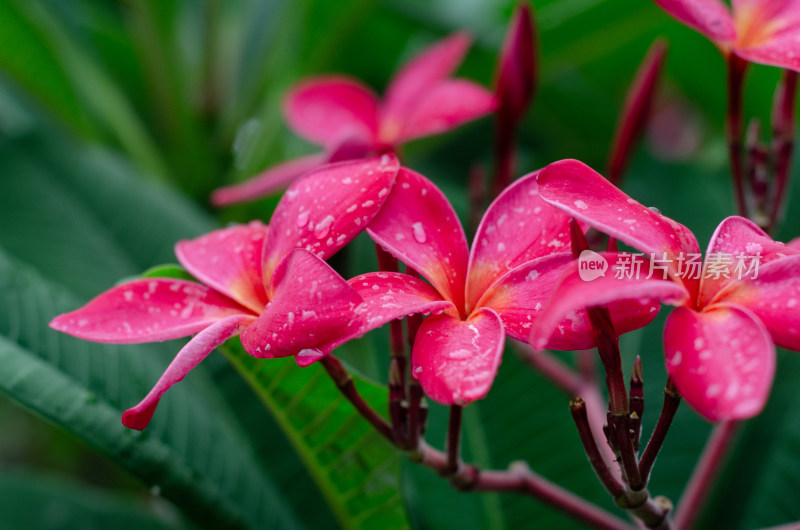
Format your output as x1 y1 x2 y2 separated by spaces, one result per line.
295 348 327 367
122 400 160 431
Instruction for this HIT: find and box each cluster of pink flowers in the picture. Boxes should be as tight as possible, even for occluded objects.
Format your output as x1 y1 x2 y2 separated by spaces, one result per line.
51 1 800 434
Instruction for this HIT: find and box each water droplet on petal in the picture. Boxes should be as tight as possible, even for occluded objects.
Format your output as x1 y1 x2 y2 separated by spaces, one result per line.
314 215 335 239
296 211 309 227
412 222 426 243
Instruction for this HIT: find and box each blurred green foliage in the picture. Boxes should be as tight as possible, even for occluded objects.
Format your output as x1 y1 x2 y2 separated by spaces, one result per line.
0 0 799 529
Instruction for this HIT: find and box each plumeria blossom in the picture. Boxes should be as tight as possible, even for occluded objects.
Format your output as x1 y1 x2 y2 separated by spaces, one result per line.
529 159 800 421
212 33 496 205
653 0 800 70
50 156 400 429
347 168 662 406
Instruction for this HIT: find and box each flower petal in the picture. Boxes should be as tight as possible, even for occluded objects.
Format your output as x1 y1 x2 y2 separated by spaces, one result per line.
653 0 736 44
121 314 255 430
348 271 455 335
698 216 800 307
664 304 775 422
210 153 327 206
240 249 363 362
732 0 800 69
790 236 800 250
394 80 497 143
383 32 472 122
466 171 571 310
49 279 249 343
175 222 269 313
537 159 701 295
474 253 572 342
283 76 379 146
737 31 800 71
411 308 504 406
713 254 800 350
366 167 469 310
528 252 690 351
262 155 399 282
495 2 537 119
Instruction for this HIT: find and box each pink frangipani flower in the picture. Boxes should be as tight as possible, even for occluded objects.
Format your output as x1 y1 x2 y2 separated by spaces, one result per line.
653 0 800 71
212 33 497 205
50 156 400 429
347 168 661 406
529 159 800 421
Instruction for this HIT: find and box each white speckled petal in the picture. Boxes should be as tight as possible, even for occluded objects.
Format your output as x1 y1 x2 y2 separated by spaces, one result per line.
664 303 775 422
49 279 250 344
411 308 504 406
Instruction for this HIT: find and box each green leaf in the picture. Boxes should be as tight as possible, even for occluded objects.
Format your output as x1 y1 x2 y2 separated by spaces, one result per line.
2 0 171 181
0 469 183 530
0 0 93 136
221 342 410 530
0 250 299 530
140 264 196 282
0 129 313 528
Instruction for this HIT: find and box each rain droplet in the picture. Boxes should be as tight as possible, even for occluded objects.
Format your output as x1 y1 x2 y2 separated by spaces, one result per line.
314 215 335 239
296 211 309 227
412 222 426 243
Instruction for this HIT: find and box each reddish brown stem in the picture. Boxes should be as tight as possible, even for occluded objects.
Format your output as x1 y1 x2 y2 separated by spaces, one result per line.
376 244 408 445
639 379 681 484
492 118 517 199
571 399 625 497
321 356 395 443
469 163 487 236
726 53 749 218
629 356 644 451
588 307 628 415
746 119 769 224
410 442 631 530
327 355 633 530
446 405 463 475
768 69 798 233
611 413 643 490
407 382 423 449
674 420 739 529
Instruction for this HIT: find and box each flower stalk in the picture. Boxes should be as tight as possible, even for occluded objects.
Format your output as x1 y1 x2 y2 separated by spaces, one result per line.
322 350 631 530
376 244 409 446
767 69 798 233
638 378 681 484
570 398 625 498
726 53 749 218
491 2 536 198
445 405 463 476
629 356 644 451
320 355 396 443
674 420 739 529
